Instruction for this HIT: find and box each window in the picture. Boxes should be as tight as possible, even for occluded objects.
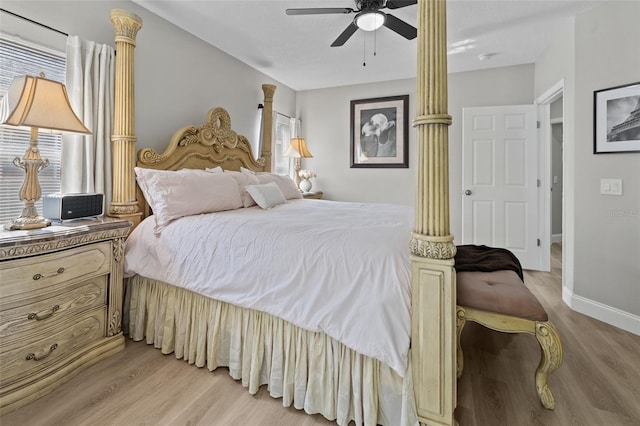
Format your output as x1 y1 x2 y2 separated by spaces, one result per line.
0 37 65 224
272 113 297 178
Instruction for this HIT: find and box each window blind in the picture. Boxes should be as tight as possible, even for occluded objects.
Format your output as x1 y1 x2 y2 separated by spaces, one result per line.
0 37 65 224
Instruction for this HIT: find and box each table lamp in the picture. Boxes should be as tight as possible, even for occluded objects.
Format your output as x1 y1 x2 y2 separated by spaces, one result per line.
2 74 91 230
283 137 312 190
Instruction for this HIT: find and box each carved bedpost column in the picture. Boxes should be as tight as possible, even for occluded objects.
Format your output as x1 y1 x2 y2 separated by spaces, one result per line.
109 9 143 227
411 1 457 425
261 84 276 173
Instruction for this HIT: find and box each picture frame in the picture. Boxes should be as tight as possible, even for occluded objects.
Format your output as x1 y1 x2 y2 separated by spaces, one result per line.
593 82 640 154
350 95 409 168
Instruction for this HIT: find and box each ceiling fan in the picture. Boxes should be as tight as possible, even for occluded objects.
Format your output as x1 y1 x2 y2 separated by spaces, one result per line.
285 0 417 47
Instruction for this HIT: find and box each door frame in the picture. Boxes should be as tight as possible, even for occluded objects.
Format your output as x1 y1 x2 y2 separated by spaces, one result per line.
535 79 564 273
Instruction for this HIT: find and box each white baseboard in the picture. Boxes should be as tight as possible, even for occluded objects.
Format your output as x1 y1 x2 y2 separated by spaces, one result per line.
562 287 640 336
551 233 562 244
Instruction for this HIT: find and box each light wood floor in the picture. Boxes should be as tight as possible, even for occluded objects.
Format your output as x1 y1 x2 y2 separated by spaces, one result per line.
3 244 640 425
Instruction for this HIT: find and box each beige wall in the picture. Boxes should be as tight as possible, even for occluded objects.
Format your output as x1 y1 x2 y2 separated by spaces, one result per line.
295 79 417 207
535 1 640 332
573 1 640 321
297 64 535 241
1 0 297 158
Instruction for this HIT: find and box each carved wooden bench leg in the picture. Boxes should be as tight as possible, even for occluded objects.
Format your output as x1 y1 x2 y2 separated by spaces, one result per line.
456 307 466 379
534 321 563 409
455 305 563 410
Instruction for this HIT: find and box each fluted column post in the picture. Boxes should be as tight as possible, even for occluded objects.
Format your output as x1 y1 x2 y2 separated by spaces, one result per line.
109 9 143 227
261 84 276 173
411 1 457 425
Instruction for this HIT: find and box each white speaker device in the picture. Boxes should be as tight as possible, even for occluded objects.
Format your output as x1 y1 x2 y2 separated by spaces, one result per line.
43 193 104 221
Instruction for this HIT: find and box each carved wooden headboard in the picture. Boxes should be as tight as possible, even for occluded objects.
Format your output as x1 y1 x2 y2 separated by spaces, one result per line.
135 107 269 219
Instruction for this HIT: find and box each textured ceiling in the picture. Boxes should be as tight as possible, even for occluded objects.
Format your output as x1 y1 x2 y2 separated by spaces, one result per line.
134 0 602 91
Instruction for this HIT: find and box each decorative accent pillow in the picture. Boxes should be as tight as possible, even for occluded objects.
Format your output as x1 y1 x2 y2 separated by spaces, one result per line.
245 182 287 209
134 167 243 234
224 170 260 207
240 168 302 200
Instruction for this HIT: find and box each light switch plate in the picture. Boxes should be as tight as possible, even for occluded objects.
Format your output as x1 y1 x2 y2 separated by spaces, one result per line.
601 178 622 195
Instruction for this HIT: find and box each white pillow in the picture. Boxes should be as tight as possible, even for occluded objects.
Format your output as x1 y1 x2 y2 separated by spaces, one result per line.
205 166 223 173
224 170 260 207
135 167 243 233
245 182 286 209
240 168 302 200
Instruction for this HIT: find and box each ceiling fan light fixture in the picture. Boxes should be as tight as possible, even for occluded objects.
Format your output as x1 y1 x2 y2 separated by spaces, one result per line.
355 11 385 31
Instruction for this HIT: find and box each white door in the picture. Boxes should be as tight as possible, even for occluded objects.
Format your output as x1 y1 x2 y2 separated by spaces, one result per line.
462 105 540 270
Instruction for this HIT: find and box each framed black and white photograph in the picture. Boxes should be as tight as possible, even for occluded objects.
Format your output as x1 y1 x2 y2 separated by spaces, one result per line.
594 82 640 154
350 95 409 168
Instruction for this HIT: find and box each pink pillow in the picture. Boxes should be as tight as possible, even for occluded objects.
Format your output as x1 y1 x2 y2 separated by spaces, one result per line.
240 168 302 200
135 167 243 234
224 170 260 207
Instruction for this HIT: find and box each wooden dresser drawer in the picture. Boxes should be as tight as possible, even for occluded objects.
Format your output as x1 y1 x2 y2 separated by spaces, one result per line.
0 308 106 387
0 242 111 307
0 218 130 414
0 277 107 343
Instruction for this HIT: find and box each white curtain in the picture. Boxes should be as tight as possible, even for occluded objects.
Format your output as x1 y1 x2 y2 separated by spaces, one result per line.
256 107 264 162
62 35 115 210
288 117 298 179
271 110 277 171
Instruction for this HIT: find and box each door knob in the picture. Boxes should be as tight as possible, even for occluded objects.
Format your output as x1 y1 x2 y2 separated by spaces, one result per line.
464 189 472 196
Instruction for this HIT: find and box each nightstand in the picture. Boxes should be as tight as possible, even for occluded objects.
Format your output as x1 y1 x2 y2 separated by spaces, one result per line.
303 191 323 200
0 218 131 414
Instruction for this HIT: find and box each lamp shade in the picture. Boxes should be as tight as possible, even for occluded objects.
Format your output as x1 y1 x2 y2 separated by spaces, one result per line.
283 137 313 158
3 75 91 134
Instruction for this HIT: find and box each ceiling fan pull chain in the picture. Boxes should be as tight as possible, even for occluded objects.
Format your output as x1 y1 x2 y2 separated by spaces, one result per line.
374 28 377 56
363 32 367 66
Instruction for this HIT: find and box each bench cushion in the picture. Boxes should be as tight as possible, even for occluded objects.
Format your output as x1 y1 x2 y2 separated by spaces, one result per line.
457 270 548 322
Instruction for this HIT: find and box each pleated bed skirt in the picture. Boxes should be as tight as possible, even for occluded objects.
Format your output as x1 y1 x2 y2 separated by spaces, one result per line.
124 276 417 426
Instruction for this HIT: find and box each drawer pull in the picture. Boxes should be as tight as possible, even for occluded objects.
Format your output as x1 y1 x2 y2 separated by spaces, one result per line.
27 305 60 321
32 267 65 281
26 343 58 361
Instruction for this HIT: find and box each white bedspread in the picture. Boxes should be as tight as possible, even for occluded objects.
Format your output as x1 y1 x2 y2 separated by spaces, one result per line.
124 199 413 376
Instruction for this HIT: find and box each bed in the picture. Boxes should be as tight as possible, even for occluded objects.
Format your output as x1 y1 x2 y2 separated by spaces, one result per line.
122 106 417 425
109 1 456 425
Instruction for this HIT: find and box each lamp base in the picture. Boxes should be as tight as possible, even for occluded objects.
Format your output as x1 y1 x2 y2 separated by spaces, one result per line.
293 159 303 192
6 133 52 231
4 201 51 231
5 215 51 231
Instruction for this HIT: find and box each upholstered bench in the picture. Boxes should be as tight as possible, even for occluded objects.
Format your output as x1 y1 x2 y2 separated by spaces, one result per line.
454 246 563 410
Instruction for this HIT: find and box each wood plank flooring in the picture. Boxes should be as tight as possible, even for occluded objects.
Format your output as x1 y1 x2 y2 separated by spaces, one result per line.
3 244 640 425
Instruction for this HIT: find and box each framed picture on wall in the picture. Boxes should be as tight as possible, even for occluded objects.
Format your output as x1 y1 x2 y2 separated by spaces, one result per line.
350 95 409 168
593 82 640 154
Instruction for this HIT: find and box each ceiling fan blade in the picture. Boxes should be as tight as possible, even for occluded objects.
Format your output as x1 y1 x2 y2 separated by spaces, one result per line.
383 13 417 40
331 23 359 47
286 8 354 16
385 0 417 9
